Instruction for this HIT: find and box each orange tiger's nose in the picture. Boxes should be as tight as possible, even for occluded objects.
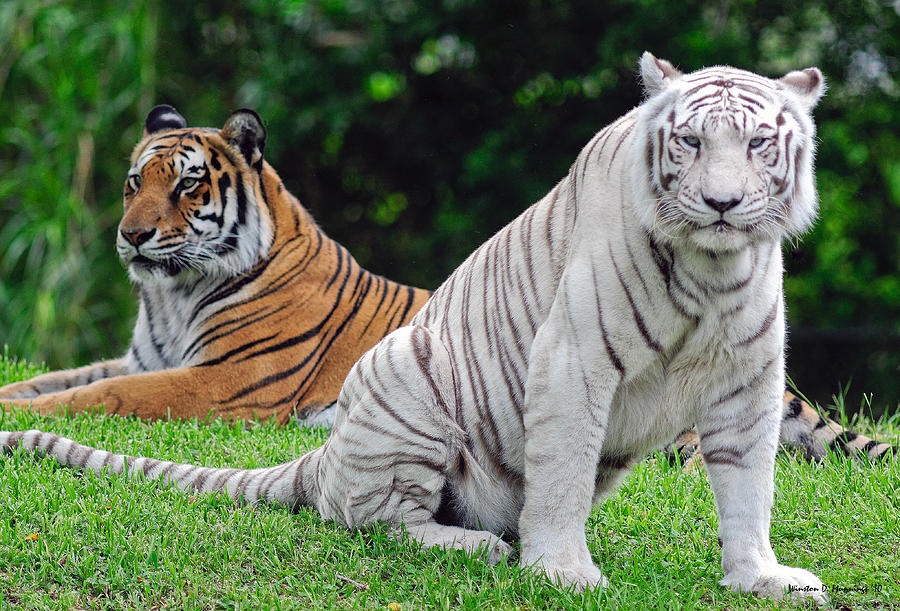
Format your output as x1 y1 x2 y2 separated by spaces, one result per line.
120 228 156 247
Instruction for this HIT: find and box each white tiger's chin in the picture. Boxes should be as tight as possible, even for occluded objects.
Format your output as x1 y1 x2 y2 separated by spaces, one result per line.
647 221 757 255
687 225 755 254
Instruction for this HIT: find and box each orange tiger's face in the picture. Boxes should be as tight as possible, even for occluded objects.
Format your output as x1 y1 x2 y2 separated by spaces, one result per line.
117 108 272 283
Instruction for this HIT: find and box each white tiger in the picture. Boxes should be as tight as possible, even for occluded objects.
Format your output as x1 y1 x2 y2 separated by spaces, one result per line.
0 53 827 603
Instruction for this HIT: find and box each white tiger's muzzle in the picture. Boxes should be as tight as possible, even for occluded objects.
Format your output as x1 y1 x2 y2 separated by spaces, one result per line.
674 139 782 252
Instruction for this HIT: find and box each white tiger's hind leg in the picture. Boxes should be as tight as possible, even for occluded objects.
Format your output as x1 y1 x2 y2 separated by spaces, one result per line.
317 325 512 565
400 521 513 565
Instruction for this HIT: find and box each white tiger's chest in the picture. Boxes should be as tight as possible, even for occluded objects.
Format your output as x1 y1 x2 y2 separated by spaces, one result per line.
602 279 783 458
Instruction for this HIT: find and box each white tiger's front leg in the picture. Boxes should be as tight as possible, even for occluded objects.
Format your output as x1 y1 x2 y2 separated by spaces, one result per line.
518 309 618 590
698 356 826 605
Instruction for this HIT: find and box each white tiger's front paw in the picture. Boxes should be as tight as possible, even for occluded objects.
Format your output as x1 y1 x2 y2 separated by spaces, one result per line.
526 559 608 591
721 564 827 605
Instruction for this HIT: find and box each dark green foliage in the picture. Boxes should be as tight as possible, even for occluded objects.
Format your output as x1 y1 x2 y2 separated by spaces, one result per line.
1 0 899 412
0 1 157 367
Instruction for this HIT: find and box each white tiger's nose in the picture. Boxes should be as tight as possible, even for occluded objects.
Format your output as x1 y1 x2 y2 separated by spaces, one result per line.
703 195 743 213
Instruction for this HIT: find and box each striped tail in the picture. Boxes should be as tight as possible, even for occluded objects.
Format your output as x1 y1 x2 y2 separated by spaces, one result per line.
0 429 323 509
664 392 898 470
780 392 899 462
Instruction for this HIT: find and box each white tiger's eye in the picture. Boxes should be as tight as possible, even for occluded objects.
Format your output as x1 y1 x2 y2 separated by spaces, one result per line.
681 135 701 148
127 174 142 192
748 137 766 149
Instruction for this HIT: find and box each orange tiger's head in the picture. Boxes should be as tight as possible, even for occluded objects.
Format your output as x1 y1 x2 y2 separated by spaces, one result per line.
117 106 274 283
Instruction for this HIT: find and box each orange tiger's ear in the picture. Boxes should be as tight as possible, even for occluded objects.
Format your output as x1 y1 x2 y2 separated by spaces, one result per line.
779 68 826 111
144 105 187 137
639 51 682 97
222 109 267 169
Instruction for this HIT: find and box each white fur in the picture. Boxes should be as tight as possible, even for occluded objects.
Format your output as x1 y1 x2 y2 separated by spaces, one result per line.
318 54 827 603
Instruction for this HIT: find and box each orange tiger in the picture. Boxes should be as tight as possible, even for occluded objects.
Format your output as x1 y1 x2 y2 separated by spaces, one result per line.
0 106 429 423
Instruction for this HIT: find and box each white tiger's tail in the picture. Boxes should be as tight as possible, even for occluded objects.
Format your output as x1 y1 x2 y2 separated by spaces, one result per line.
0 429 323 509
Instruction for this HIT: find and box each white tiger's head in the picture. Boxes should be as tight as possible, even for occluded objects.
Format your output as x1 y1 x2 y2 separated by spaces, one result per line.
630 52 825 254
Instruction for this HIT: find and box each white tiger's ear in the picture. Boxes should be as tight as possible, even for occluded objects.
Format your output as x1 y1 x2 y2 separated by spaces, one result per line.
222 109 267 169
639 52 682 97
778 68 826 111
144 105 187 137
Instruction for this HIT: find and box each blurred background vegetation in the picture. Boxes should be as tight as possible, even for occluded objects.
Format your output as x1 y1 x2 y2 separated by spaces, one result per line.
1 0 898 416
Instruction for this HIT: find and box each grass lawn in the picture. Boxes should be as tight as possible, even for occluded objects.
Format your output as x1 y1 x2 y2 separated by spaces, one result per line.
1 354 898 610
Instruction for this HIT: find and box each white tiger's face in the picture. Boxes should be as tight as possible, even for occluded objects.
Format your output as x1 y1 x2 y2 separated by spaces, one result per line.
635 58 824 254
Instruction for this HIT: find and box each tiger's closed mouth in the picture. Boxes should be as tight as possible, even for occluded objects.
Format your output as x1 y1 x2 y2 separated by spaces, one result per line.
703 220 735 232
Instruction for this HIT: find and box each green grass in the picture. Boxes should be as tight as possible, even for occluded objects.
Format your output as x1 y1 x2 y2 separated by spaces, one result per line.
0 357 898 610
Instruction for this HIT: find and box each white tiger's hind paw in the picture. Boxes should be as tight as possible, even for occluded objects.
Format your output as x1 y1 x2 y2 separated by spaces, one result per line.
529 560 608 591
401 521 513 566
296 403 337 428
722 564 827 605
481 537 514 565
